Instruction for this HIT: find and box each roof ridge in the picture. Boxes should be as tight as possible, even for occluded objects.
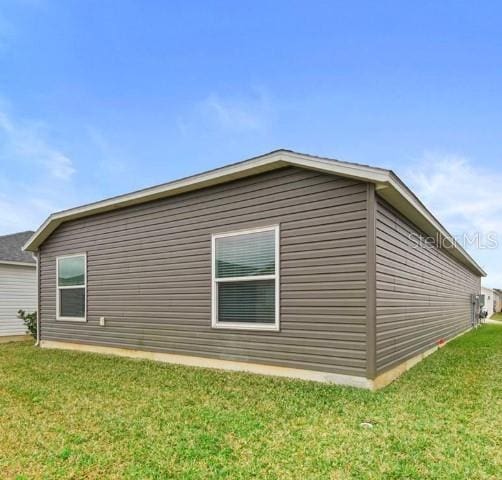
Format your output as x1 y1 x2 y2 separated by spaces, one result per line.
0 230 35 239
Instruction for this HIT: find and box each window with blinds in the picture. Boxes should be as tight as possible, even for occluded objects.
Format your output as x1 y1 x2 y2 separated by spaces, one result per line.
212 226 279 330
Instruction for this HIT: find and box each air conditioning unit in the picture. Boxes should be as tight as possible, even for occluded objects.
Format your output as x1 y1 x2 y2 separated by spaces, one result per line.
479 294 486 307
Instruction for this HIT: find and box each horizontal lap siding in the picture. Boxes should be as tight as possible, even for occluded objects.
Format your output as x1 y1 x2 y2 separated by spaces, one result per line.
40 167 368 376
375 198 480 373
0 264 37 336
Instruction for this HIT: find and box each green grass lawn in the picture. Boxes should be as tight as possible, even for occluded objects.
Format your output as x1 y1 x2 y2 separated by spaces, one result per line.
1 326 501 480
490 312 502 321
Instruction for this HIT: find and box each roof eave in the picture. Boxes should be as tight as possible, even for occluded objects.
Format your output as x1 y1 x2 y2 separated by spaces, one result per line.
0 260 36 267
378 173 487 277
23 150 486 277
23 151 389 252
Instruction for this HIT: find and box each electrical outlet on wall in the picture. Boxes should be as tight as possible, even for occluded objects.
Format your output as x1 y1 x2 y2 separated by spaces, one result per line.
99 316 105 327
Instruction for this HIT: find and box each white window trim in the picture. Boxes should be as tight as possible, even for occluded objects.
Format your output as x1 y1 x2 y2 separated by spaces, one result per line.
211 225 280 331
56 253 87 322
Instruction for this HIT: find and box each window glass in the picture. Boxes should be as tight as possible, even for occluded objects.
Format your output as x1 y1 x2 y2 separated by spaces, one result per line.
215 230 275 278
57 254 86 320
218 280 275 323
212 227 278 329
60 288 86 318
58 256 85 286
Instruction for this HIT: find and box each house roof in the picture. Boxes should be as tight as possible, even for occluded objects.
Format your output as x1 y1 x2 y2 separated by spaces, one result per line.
23 149 486 276
0 231 36 266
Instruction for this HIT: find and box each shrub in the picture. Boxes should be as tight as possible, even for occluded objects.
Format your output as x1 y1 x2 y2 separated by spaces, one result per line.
17 310 37 339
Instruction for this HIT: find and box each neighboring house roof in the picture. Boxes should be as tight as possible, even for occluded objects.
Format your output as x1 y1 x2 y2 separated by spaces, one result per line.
23 149 486 276
0 231 36 266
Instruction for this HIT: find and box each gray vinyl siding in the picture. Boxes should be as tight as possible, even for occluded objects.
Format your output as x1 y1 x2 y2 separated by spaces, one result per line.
39 167 369 376
0 264 37 336
375 198 481 374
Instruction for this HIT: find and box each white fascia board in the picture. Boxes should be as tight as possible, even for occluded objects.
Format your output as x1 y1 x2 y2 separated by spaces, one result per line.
23 152 288 252
22 149 486 277
279 151 391 184
379 174 486 277
23 151 388 252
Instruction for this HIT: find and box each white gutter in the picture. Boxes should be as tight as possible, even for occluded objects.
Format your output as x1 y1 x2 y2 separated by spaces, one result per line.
0 260 36 267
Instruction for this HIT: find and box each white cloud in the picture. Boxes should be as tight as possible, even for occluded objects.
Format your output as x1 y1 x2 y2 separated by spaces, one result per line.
0 108 78 234
0 193 54 233
179 88 274 135
202 93 266 130
403 152 502 288
0 111 75 180
86 125 126 174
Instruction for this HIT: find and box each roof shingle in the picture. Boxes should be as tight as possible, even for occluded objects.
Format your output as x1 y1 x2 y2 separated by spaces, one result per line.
0 231 36 264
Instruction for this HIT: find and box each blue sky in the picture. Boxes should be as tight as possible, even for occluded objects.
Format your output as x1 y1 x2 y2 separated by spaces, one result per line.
0 1 501 286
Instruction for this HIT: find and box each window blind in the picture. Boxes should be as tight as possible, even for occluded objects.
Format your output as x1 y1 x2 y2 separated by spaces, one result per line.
218 280 275 323
213 227 278 329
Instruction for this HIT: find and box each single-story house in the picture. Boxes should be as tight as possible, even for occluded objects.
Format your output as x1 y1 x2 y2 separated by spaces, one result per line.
493 289 502 314
481 286 495 318
0 231 37 341
23 150 486 389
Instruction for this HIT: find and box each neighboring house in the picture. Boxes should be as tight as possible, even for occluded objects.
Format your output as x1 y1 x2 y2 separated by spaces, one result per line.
481 286 495 318
493 289 502 314
0 231 37 340
24 150 486 389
